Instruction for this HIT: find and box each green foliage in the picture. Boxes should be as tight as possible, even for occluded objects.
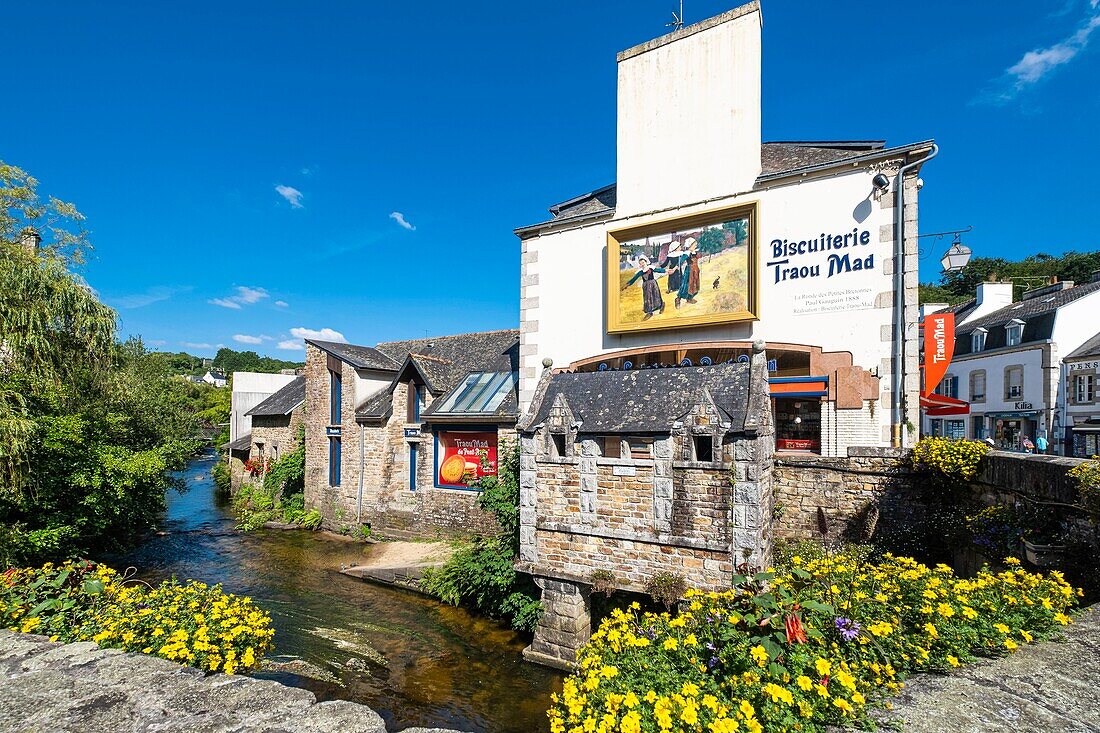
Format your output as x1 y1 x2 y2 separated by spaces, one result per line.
645 571 687 611
0 164 206 568
2 560 274 675
232 435 315 533
420 442 542 632
920 250 1100 305
1068 457 1100 517
211 460 231 495
550 553 1080 733
262 426 305 500
211 347 302 375
299 509 322 531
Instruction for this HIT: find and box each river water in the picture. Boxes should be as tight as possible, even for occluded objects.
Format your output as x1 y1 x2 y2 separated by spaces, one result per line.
116 453 561 732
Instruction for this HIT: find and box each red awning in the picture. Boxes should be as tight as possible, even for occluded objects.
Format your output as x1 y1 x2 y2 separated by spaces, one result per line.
920 393 970 416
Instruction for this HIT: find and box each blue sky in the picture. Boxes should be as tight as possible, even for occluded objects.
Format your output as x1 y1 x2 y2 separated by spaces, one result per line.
2 1 1098 357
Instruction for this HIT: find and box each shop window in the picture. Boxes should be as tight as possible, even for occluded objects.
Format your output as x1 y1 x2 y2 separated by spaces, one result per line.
971 329 987 353
602 436 621 459
1075 374 1095 404
550 433 566 458
969 371 986 403
406 383 422 422
971 416 985 439
945 420 965 439
693 435 714 462
1004 366 1024 400
329 370 342 424
774 398 821 452
328 437 342 487
627 438 653 460
1006 320 1024 347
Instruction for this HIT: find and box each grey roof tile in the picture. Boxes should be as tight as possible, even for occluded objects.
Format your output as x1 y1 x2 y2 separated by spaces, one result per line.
245 377 305 416
956 280 1100 334
1066 332 1100 360
224 433 252 451
527 362 752 434
306 340 400 370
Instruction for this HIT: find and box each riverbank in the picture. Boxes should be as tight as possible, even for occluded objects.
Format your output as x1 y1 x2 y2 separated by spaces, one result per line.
0 630 463 733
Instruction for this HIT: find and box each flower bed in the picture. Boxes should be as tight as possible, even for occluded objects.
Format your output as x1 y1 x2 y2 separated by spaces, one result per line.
549 553 1079 733
1 561 273 675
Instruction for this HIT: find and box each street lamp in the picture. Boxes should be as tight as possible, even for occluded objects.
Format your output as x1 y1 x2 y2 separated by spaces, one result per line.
940 240 972 273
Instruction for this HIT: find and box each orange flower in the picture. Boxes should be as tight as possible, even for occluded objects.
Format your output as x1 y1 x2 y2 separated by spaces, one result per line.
785 611 808 644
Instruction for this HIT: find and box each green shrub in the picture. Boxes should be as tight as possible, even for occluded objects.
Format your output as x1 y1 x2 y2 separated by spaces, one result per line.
300 509 322 531
911 436 989 483
1069 457 1100 517
645 571 686 611
549 553 1080 733
2 561 274 675
211 460 231 494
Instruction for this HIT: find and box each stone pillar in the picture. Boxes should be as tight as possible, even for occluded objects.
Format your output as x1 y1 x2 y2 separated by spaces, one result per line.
519 433 539 563
653 436 674 532
578 438 599 522
523 578 592 670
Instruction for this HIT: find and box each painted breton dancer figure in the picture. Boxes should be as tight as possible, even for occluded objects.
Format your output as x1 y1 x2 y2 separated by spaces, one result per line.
676 237 701 307
622 256 667 320
660 241 683 294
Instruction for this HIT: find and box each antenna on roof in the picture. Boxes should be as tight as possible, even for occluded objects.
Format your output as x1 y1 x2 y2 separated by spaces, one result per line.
667 0 683 30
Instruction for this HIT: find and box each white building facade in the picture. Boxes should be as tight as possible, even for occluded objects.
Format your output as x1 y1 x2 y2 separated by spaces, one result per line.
1062 333 1100 457
516 2 932 456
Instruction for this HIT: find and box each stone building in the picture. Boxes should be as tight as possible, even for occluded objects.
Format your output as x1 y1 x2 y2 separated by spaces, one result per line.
246 376 305 466
223 371 300 491
517 343 774 668
303 330 520 537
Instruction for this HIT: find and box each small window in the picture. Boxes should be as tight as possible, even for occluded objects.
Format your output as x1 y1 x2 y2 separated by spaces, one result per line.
1005 321 1024 347
1076 374 1095 403
693 435 714 462
328 437 342 487
602 436 621 459
945 420 965 439
409 442 418 491
972 330 986 352
551 433 566 458
329 370 343 425
1005 366 1024 400
936 375 959 399
406 383 422 422
627 438 653 460
970 371 986 403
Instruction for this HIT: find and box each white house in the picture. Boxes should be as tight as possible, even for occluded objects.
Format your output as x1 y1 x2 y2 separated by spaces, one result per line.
515 1 934 456
202 370 228 388
1062 332 1100 457
923 276 1100 453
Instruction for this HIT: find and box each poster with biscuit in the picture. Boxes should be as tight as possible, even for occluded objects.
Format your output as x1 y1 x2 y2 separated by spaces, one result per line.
435 431 498 489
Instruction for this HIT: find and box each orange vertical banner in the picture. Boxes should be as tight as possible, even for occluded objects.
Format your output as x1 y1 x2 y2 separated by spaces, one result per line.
923 313 955 397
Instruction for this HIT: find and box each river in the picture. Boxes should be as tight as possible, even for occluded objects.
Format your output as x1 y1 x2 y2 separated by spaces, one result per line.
115 453 562 732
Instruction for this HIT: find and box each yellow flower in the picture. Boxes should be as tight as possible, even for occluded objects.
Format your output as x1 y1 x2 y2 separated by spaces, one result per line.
814 657 831 676
947 655 960 667
750 645 768 667
796 675 813 691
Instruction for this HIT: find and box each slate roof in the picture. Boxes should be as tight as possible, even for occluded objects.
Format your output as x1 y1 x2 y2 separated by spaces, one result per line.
245 377 305 416
207 370 227 380
526 362 752 434
224 433 252 451
521 141 911 231
1066 332 1100 361
354 329 520 420
953 280 1100 356
306 340 400 370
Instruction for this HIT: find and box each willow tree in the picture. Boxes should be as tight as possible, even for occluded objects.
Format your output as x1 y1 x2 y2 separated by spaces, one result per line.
0 162 117 497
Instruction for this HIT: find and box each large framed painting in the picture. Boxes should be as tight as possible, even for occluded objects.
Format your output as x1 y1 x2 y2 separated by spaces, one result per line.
606 202 759 334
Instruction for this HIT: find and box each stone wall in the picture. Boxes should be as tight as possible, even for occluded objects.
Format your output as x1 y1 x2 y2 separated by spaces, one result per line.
249 410 304 465
0 631 460 733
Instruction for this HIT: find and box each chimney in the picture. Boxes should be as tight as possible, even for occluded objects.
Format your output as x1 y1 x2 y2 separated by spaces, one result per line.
1022 280 1073 301
18 227 41 254
615 2 762 217
1090 270 1100 283
975 280 1013 308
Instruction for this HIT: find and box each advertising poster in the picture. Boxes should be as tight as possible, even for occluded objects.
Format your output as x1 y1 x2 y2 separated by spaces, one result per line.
607 204 758 334
435 430 498 489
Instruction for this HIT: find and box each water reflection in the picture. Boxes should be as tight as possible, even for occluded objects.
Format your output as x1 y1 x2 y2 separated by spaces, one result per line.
115 453 561 732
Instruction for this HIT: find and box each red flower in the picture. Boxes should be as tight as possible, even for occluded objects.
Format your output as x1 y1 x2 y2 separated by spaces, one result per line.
785 611 808 644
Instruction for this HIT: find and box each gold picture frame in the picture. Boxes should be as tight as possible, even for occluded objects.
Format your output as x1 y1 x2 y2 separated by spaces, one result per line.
606 202 759 334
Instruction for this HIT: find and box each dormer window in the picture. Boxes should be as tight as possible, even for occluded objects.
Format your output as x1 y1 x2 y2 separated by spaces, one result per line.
1005 319 1025 347
971 328 987 353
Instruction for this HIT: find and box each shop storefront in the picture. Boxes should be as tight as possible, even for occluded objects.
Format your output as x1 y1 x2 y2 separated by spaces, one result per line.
987 412 1040 451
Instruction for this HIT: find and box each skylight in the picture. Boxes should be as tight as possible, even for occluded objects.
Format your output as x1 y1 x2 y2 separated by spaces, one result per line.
435 371 516 414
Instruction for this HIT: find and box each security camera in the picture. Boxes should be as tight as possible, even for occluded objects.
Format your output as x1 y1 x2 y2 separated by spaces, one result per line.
872 173 890 193
916 177 925 191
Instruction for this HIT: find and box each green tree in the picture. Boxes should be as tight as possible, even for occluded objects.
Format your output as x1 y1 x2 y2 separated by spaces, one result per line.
920 250 1100 304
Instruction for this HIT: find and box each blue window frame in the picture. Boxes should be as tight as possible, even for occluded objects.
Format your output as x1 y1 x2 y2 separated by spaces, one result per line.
330 370 342 424
408 442 418 491
329 437 342 486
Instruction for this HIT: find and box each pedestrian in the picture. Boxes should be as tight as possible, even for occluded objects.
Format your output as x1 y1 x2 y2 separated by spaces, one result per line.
1022 435 1035 454
1035 434 1048 454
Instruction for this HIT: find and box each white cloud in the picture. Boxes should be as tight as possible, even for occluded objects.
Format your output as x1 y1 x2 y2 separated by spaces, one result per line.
275 184 304 208
208 286 270 309
181 341 214 350
300 166 317 176
114 285 191 309
232 334 270 345
146 339 168 347
389 211 416 231
277 340 305 351
274 300 289 308
289 326 347 343
980 8 1100 102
